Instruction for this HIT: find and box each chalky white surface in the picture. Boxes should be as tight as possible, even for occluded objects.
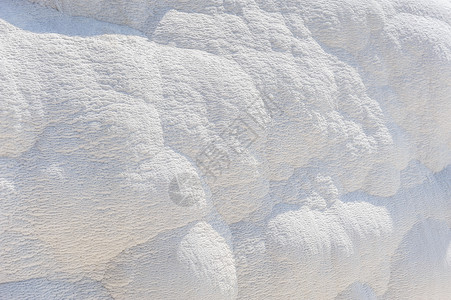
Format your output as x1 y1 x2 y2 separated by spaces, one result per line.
0 0 450 299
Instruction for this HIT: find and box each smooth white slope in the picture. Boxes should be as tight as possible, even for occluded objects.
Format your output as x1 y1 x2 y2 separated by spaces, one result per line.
0 0 450 299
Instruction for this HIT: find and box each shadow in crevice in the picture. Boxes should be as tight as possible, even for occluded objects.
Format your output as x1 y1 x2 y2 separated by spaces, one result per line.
0 0 149 38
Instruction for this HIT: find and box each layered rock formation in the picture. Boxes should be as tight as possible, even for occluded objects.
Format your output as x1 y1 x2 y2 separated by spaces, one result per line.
1 0 450 298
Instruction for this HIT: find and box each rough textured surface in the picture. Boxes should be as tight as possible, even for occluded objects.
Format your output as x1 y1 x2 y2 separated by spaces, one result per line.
0 0 450 299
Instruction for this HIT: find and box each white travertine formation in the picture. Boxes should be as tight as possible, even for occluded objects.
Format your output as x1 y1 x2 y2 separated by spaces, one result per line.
1 0 450 298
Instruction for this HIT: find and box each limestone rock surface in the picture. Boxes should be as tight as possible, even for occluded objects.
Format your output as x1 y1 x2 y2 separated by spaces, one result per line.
1 0 450 299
